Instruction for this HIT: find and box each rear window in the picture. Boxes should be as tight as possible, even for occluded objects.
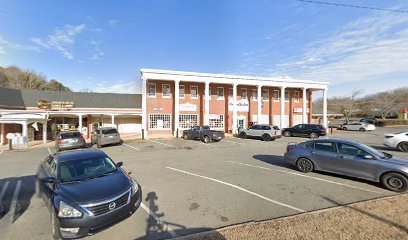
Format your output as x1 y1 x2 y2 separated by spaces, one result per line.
60 132 82 139
273 126 280 130
102 129 118 134
315 125 325 129
261 126 271 130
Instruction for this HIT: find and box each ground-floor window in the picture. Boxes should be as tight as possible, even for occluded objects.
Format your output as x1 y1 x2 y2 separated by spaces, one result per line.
149 114 171 130
209 114 224 129
179 114 198 129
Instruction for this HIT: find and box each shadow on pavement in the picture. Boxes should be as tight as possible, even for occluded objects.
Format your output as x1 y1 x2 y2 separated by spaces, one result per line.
138 191 225 240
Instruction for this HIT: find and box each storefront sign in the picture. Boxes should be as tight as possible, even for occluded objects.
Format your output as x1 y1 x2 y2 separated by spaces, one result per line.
293 108 310 113
228 100 249 112
180 103 196 112
51 101 74 110
37 100 51 109
153 107 163 111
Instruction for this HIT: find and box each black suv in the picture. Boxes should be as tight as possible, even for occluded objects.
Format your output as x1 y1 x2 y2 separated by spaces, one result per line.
36 150 141 239
282 124 326 139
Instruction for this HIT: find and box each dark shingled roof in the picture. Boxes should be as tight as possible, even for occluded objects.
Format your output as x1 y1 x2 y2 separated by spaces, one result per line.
0 87 141 109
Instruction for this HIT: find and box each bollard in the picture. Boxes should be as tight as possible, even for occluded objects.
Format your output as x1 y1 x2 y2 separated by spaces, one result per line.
142 129 145 140
330 127 333 134
8 139 12 150
176 128 179 138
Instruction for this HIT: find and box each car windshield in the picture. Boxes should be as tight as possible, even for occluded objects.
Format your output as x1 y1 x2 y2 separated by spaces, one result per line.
359 144 390 159
60 132 82 139
102 129 118 134
59 156 118 183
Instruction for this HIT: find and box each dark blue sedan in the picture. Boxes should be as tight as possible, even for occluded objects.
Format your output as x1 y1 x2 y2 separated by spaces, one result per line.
36 149 141 239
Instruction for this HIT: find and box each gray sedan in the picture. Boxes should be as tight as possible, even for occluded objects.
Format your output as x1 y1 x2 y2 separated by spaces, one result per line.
284 138 408 192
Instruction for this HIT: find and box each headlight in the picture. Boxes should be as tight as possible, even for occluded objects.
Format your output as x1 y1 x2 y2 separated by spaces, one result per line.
131 179 139 195
58 201 82 218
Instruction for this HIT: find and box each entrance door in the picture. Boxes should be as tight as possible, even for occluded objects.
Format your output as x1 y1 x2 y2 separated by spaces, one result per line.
237 117 245 131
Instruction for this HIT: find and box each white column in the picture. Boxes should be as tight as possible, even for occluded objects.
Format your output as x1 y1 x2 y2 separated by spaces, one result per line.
232 83 238 133
111 114 115 127
22 122 28 147
280 86 286 129
0 123 4 145
257 85 262 124
141 77 148 137
78 114 83 134
204 82 210 125
174 80 180 136
42 122 47 144
323 88 328 128
302 88 307 124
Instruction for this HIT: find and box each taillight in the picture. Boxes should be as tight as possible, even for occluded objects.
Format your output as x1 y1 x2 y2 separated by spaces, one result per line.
57 139 63 143
79 137 85 141
99 135 106 139
287 144 296 152
115 134 120 137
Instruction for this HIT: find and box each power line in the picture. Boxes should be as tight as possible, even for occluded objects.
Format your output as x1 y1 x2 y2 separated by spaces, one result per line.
295 0 408 13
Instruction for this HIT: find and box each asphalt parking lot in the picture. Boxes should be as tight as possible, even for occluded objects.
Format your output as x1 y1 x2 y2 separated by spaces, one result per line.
0 127 407 240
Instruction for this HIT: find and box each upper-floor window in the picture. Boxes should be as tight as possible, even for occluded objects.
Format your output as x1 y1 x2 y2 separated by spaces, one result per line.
217 87 224 100
251 89 258 101
294 91 300 102
148 83 156 97
241 88 248 100
229 88 233 98
179 85 185 99
162 84 171 98
273 90 280 102
262 89 269 101
285 90 289 102
191 86 198 99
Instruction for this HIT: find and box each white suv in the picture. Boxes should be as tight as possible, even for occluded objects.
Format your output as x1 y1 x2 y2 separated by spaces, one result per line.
383 131 408 152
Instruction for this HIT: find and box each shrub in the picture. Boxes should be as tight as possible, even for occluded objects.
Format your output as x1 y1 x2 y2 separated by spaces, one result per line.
376 119 408 126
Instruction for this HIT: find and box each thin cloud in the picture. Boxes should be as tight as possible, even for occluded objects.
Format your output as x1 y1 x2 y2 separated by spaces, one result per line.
0 35 40 54
88 40 105 61
30 24 86 60
94 80 140 94
108 19 120 27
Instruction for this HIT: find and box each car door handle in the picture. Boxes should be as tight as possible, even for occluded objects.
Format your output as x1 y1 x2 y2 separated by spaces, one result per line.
310 151 315 154
337 155 344 159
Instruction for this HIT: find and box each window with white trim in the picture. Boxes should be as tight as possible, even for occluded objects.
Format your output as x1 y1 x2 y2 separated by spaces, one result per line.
285 90 289 102
217 87 224 100
209 114 224 129
273 90 280 102
191 86 198 99
149 114 171 129
251 89 258 101
294 91 300 102
179 114 198 129
229 88 233 98
241 88 247 100
162 84 171 98
148 83 156 97
179 85 185 98
262 89 269 101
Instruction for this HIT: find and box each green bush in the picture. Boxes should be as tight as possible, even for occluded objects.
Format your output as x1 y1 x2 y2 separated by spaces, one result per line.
376 119 408 126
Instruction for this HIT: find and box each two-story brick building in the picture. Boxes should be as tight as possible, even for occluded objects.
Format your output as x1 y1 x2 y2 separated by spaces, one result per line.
140 69 329 138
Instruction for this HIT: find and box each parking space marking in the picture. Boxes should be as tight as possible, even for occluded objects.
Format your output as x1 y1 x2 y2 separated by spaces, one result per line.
140 203 177 237
4 180 22 224
226 161 384 194
148 140 177 148
0 181 10 203
123 143 141 151
166 167 305 213
223 140 242 144
46 147 53 155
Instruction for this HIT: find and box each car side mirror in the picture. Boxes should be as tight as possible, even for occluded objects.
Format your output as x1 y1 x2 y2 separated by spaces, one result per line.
117 162 124 167
43 176 55 183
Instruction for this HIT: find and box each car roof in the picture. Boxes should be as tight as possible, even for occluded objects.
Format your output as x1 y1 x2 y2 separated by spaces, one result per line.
312 138 360 145
54 149 107 162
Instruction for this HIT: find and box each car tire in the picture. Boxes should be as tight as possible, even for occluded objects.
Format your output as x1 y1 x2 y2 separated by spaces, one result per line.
262 134 271 141
283 131 291 137
239 132 247 139
359 128 366 131
51 210 62 240
202 136 211 144
342 127 347 131
397 142 408 152
381 172 408 192
183 134 190 140
310 133 318 139
296 158 314 173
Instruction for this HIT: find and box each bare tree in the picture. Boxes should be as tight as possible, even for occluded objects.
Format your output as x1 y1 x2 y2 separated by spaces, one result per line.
330 89 364 121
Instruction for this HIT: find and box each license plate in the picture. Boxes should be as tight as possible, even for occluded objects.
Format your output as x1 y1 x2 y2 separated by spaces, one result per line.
109 136 113 138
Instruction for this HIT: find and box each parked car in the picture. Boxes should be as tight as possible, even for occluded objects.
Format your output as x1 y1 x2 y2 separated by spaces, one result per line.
36 149 141 239
182 125 225 143
342 122 375 131
282 124 326 139
55 131 86 152
284 138 408 192
238 124 281 141
360 118 376 125
383 132 408 152
91 127 122 148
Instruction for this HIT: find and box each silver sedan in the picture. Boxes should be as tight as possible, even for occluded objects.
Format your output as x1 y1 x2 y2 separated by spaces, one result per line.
284 138 408 192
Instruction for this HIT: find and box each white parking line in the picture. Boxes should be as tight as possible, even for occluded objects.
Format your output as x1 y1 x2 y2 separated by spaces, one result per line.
148 140 177 148
223 140 242 144
0 181 10 203
47 147 53 155
140 203 177 237
123 143 141 151
166 167 305 213
4 180 22 224
226 161 383 194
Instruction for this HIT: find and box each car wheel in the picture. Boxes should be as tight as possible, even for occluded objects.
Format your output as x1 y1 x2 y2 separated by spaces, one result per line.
296 158 314 173
202 136 211 143
183 134 190 140
51 210 62 240
310 133 318 139
397 142 408 152
381 172 408 192
284 131 291 137
262 134 271 141
239 132 247 139
342 127 347 131
359 128 366 131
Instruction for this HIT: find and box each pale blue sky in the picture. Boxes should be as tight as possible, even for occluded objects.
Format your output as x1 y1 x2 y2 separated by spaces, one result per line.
1 0 407 97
